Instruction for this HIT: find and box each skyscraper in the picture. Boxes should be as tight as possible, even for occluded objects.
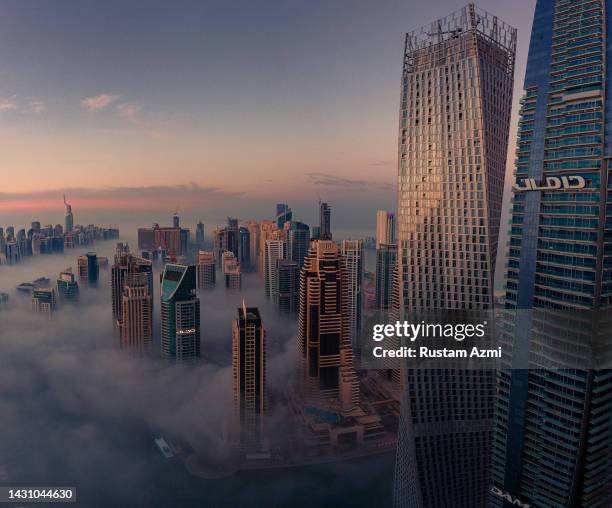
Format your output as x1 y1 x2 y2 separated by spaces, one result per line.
111 244 153 322
276 203 292 229
195 220 205 247
64 195 73 233
375 244 397 310
376 210 395 248
277 259 299 314
297 240 359 410
286 221 310 268
341 239 364 349
57 269 79 302
160 264 200 361
258 220 280 273
491 0 612 505
223 251 242 289
138 224 183 257
238 226 251 270
244 220 260 270
319 201 331 240
213 217 240 268
264 239 286 300
119 281 153 348
32 288 57 314
393 5 516 507
232 304 266 448
196 250 216 289
77 252 99 285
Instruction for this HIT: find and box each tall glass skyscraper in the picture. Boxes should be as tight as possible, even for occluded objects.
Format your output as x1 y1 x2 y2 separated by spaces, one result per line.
232 305 266 449
160 264 200 361
492 0 612 506
393 4 516 507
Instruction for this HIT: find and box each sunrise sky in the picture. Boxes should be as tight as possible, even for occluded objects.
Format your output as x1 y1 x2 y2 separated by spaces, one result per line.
0 0 536 229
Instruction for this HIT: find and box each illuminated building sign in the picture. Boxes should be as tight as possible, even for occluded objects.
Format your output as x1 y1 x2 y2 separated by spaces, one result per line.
513 175 586 192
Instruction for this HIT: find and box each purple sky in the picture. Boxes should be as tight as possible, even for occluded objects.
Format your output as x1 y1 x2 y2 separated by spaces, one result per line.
0 0 536 237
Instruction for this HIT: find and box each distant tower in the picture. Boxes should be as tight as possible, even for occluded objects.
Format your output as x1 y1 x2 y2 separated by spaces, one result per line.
238 226 251 270
286 221 310 268
276 203 292 229
258 220 280 273
244 220 260 270
119 281 153 348
32 288 57 314
64 194 74 233
232 304 266 448
197 250 216 289
195 221 205 247
160 264 200 361
111 243 153 322
277 259 299 314
77 252 99 285
341 239 364 350
297 240 359 410
223 251 242 289
375 244 397 310
319 201 331 240
264 239 286 300
173 211 180 228
376 210 395 249
57 269 79 302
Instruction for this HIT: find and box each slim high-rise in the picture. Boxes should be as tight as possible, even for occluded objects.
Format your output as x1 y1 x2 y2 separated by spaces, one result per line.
491 0 612 506
258 220 280 273
197 250 216 289
341 239 364 349
64 195 74 233
244 220 260 270
238 226 251 270
393 5 516 507
375 244 397 310
286 221 310 268
160 264 200 361
232 304 266 448
319 201 331 240
264 239 286 300
297 240 359 410
277 259 299 314
195 220 205 247
276 203 292 229
376 210 395 248
119 282 153 348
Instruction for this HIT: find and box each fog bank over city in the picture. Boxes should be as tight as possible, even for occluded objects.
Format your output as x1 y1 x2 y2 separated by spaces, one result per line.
0 236 394 506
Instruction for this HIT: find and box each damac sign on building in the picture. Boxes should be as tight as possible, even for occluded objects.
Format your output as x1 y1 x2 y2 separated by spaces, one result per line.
490 487 531 507
513 175 586 192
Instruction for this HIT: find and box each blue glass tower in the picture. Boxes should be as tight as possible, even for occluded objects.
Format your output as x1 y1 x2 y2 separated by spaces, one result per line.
493 0 612 505
160 264 200 361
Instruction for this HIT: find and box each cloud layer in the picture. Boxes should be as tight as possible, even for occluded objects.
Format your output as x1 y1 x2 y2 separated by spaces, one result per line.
80 93 121 111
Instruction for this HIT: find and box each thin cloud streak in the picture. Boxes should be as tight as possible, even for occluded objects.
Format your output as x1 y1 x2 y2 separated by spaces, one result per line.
28 100 47 114
0 184 244 211
81 93 121 111
306 172 394 191
116 102 142 123
0 99 17 111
